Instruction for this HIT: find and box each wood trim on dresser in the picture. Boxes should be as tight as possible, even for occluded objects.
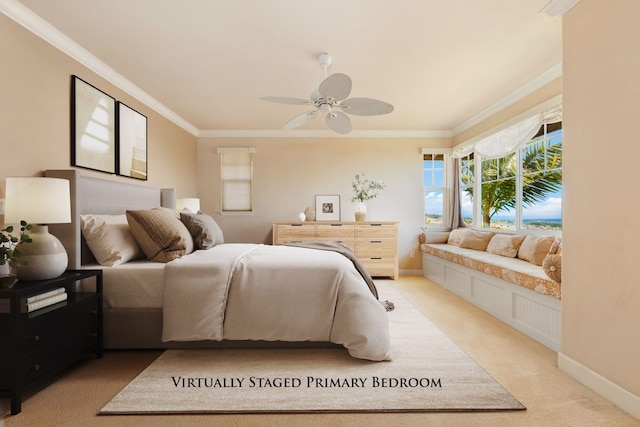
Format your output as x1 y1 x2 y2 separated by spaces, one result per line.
273 222 399 279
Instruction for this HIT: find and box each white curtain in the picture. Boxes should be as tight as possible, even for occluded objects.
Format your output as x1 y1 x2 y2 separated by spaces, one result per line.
453 104 562 160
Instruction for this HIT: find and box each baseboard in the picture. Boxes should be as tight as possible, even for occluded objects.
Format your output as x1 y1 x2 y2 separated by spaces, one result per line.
399 269 423 276
558 352 640 420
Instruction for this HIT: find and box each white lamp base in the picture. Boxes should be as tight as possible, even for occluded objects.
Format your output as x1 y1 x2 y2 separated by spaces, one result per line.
15 225 68 281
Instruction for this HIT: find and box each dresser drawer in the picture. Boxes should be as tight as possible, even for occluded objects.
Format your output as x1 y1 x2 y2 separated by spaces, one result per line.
355 238 396 258
274 224 316 243
360 258 397 278
355 223 396 238
316 223 354 239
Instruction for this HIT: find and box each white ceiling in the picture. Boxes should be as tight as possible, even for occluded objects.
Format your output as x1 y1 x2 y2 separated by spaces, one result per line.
12 0 562 135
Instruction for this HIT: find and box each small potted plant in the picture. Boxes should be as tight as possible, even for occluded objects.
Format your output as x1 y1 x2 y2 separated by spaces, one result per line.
0 220 32 287
351 173 386 221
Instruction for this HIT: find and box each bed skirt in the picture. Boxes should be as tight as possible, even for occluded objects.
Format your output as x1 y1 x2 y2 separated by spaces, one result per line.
103 308 340 350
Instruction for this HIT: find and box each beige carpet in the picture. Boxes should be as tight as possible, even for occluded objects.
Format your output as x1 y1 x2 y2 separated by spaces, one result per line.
100 282 525 414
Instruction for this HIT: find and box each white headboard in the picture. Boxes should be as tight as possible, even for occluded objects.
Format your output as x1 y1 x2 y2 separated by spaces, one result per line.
45 170 175 268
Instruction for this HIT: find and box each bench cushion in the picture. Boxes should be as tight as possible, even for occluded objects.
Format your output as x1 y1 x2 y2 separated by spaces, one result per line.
421 243 561 299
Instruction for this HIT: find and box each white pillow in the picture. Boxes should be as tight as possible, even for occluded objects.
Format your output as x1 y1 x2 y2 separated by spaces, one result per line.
81 214 144 266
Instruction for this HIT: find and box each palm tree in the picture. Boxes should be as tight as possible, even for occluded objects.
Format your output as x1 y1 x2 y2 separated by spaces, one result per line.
463 137 562 228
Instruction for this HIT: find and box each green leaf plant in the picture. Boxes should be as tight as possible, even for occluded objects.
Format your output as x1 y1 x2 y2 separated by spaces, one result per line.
0 220 33 267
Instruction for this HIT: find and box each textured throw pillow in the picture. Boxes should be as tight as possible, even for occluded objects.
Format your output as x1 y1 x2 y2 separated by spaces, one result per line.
517 234 556 266
542 254 562 282
447 228 468 246
459 230 495 251
80 214 144 266
180 211 225 250
486 234 526 258
126 208 194 262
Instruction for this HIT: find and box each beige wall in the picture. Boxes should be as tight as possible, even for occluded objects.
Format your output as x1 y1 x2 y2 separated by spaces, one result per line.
197 137 450 271
562 0 640 398
0 14 198 220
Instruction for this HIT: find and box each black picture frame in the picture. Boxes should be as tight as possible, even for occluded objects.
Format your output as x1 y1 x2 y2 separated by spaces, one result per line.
315 194 341 221
71 75 116 174
116 102 148 180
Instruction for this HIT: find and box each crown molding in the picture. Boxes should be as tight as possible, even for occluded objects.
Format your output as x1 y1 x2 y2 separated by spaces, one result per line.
540 0 581 17
2 0 561 141
452 63 562 136
0 0 199 136
197 129 453 138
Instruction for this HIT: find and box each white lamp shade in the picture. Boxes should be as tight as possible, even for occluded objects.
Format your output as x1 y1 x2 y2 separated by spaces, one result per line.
176 198 200 213
5 177 71 224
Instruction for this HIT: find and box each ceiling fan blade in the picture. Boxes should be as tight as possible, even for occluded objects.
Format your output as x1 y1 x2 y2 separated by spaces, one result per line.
284 110 318 130
318 73 352 101
339 98 394 116
325 111 352 134
260 96 312 105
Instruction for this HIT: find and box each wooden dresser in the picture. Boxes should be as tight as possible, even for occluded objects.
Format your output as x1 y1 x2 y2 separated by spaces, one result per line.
272 221 399 279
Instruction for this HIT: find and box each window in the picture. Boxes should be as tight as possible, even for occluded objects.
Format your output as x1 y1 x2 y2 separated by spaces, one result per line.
423 152 447 227
459 152 474 226
217 148 254 214
459 122 562 231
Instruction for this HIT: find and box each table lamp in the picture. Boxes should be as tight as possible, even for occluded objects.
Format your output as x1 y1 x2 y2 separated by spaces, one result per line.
176 198 200 213
4 177 71 281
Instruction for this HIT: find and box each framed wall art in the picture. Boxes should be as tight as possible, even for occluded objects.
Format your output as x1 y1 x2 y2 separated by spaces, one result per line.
315 194 341 221
71 75 116 174
117 102 148 180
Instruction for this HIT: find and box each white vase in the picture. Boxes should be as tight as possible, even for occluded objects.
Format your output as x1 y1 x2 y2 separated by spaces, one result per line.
298 212 306 222
354 201 367 221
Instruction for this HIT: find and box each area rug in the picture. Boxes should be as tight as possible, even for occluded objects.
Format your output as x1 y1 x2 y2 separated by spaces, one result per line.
100 282 525 414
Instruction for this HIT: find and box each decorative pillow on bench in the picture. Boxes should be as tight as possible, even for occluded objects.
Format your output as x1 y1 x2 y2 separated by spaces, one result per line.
543 254 562 282
459 230 495 251
486 234 526 258
517 235 556 266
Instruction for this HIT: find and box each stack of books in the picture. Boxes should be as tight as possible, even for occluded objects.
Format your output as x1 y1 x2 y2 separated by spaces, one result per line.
0 287 68 314
23 287 68 313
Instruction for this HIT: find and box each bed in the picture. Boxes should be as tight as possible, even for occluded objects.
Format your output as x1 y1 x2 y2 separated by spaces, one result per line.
45 169 391 361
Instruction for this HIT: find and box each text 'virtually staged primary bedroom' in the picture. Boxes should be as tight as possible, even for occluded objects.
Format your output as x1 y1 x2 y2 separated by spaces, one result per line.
0 0 639 424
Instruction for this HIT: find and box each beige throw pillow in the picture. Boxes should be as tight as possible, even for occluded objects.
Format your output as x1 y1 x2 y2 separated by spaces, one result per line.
542 254 562 282
459 230 495 251
80 214 144 266
517 234 556 266
486 234 526 258
447 228 468 246
126 208 194 263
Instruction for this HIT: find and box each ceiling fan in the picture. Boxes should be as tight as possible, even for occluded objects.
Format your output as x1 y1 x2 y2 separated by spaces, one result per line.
260 53 394 134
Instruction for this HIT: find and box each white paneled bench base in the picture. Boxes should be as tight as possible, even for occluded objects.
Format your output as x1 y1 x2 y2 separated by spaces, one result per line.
422 252 561 352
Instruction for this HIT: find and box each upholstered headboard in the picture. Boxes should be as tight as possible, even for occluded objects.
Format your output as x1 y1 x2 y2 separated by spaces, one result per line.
45 170 175 269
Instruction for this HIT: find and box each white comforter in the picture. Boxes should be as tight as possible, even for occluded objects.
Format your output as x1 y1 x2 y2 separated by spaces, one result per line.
162 244 391 361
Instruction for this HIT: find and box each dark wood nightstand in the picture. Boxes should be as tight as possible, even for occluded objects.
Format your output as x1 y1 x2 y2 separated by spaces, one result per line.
0 269 103 415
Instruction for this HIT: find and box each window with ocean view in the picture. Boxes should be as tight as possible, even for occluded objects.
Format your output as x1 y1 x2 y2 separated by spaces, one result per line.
461 122 562 232
423 152 447 227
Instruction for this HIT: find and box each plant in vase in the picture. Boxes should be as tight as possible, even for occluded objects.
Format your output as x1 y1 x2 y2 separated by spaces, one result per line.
0 220 32 287
351 173 386 221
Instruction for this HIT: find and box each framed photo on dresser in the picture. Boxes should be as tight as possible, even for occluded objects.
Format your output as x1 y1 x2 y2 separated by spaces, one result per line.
315 194 341 221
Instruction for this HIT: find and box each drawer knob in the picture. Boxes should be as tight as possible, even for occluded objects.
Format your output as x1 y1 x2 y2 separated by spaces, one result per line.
31 364 40 372
370 240 382 243
371 257 382 260
31 335 40 342
89 310 98 315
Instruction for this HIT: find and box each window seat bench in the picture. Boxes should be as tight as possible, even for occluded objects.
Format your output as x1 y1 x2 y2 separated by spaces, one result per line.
420 230 561 351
